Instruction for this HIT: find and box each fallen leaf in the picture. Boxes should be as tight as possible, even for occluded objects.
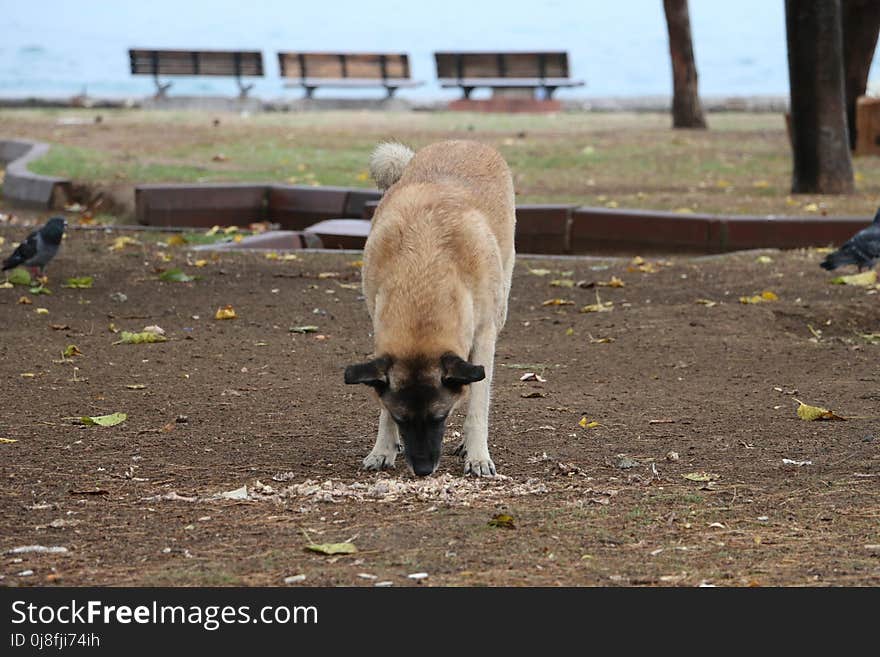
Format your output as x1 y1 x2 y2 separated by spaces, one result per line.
794 399 845 421
108 236 140 251
829 271 877 287
527 268 552 277
35 308 49 315
317 272 340 279
579 417 599 429
519 372 546 383
305 542 357 555
81 412 127 427
290 325 319 334
580 291 613 313
114 331 168 345
0 438 18 444
62 345 82 358
0 281 12 289
587 334 614 344
215 305 237 320
683 472 719 482
62 276 94 289
17 296 32 305
28 285 51 295
739 291 778 304
542 298 574 306
755 255 773 264
7 268 32 286
487 513 516 529
627 257 660 273
159 268 195 283
50 324 70 330
166 234 188 247
193 259 208 267
125 384 147 390
596 276 625 288
695 298 717 307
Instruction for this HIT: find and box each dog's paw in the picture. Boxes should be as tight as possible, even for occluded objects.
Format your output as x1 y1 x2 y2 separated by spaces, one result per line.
463 456 496 477
363 450 397 471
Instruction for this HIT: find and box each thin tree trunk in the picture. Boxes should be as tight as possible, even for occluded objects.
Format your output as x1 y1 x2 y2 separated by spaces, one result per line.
786 0 854 193
663 0 707 129
842 0 880 150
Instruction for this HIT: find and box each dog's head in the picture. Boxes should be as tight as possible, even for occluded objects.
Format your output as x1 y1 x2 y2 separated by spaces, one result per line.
345 353 485 476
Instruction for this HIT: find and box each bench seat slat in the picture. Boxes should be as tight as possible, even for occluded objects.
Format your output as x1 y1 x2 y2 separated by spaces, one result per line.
438 77 584 88
284 78 423 88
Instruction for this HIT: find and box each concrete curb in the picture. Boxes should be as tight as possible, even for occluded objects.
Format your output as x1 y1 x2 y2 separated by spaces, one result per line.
0 139 72 208
134 183 872 254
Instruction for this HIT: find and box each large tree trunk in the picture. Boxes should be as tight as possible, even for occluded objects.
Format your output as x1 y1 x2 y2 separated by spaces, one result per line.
786 0 854 193
842 0 880 150
663 0 707 129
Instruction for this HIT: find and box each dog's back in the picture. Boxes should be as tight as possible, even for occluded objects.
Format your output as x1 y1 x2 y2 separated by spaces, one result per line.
364 140 515 358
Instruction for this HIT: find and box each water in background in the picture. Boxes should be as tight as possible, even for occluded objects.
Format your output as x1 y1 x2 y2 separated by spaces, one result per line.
1 0 877 101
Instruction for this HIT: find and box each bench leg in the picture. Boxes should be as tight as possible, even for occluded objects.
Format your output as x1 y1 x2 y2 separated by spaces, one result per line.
235 74 254 99
153 75 171 99
304 86 316 99
462 86 474 100
384 86 397 99
544 86 558 100
237 81 254 99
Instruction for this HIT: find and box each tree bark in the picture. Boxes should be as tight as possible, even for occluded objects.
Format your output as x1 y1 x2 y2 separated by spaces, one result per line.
786 0 854 193
842 0 880 150
663 0 707 129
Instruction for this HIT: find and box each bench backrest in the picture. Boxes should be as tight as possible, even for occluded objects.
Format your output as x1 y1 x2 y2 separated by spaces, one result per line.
434 51 570 80
129 49 264 77
278 52 411 80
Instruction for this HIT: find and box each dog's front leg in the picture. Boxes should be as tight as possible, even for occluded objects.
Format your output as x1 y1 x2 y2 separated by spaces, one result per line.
363 407 402 470
458 331 497 477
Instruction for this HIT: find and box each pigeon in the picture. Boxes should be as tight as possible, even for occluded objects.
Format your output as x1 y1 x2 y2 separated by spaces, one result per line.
2 216 67 277
820 208 880 272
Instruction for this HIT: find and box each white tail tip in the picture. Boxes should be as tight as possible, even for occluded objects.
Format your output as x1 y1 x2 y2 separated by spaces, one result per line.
369 142 414 191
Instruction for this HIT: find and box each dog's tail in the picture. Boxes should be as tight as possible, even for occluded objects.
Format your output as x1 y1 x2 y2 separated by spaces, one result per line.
369 142 414 191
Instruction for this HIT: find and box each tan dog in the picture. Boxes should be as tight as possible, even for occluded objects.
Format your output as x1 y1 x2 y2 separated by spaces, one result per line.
344 140 515 477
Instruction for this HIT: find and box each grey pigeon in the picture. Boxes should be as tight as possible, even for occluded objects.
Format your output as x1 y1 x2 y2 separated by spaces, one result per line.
2 216 67 276
820 208 880 272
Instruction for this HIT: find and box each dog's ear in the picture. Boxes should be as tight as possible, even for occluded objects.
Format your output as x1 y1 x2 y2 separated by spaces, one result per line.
440 354 485 387
344 356 391 388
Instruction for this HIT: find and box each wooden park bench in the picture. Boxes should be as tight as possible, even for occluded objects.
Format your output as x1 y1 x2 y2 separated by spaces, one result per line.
434 51 584 99
278 52 422 98
128 49 264 98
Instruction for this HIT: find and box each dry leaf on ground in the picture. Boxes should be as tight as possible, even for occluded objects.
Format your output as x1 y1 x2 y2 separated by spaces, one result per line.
829 271 877 287
305 542 357 555
794 399 845 421
215 305 237 320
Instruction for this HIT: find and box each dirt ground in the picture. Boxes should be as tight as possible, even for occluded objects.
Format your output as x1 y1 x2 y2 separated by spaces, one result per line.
0 226 878 587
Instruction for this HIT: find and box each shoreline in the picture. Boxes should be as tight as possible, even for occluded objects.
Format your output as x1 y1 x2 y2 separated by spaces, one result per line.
0 94 791 113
